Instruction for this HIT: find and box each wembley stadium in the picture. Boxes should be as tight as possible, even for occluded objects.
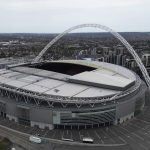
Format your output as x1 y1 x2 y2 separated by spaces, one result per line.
0 23 148 131
0 59 146 130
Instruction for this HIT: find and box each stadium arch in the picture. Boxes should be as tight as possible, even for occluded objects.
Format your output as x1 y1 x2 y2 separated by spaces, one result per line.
33 24 150 87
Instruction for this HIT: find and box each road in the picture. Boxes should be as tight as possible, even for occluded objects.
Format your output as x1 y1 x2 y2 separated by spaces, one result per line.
0 124 138 150
0 126 52 150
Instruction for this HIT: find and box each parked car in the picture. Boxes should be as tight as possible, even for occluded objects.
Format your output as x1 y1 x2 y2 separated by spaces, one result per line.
29 135 42 144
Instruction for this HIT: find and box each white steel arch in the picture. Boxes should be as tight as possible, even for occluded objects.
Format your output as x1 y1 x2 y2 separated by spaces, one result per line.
33 24 150 87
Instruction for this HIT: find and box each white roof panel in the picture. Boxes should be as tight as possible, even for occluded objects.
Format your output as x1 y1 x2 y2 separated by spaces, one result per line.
0 69 11 75
74 87 119 97
18 75 43 83
1 71 21 78
0 76 12 84
93 68 116 76
22 84 49 93
51 73 70 80
45 83 88 97
68 71 135 90
36 70 70 80
36 70 57 77
6 80 29 88
35 79 64 89
12 67 41 74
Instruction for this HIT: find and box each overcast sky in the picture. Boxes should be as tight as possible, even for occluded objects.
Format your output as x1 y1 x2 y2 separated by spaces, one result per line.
0 0 150 33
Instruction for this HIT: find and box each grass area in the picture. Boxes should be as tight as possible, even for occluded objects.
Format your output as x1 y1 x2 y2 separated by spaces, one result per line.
0 138 11 150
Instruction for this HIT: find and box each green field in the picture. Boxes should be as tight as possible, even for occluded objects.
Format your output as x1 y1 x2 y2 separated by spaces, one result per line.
0 138 11 150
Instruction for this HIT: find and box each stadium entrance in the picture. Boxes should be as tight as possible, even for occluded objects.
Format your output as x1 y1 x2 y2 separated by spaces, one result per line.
0 102 6 118
17 106 30 126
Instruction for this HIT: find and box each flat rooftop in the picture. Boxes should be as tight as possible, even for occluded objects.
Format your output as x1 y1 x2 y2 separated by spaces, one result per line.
1 60 136 98
67 71 134 90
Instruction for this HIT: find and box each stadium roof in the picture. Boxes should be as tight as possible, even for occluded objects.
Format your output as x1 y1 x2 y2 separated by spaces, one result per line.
0 60 136 98
67 71 134 90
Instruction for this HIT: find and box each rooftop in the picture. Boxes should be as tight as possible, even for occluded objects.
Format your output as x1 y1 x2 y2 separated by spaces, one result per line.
0 60 136 98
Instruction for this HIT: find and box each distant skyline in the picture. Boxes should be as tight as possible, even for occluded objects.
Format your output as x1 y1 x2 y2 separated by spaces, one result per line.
0 0 150 33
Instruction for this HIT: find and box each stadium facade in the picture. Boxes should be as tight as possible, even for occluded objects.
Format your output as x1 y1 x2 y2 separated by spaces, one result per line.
0 60 146 130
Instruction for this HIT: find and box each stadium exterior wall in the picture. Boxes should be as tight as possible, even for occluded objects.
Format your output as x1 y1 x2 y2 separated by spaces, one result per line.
115 81 146 124
0 81 146 130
